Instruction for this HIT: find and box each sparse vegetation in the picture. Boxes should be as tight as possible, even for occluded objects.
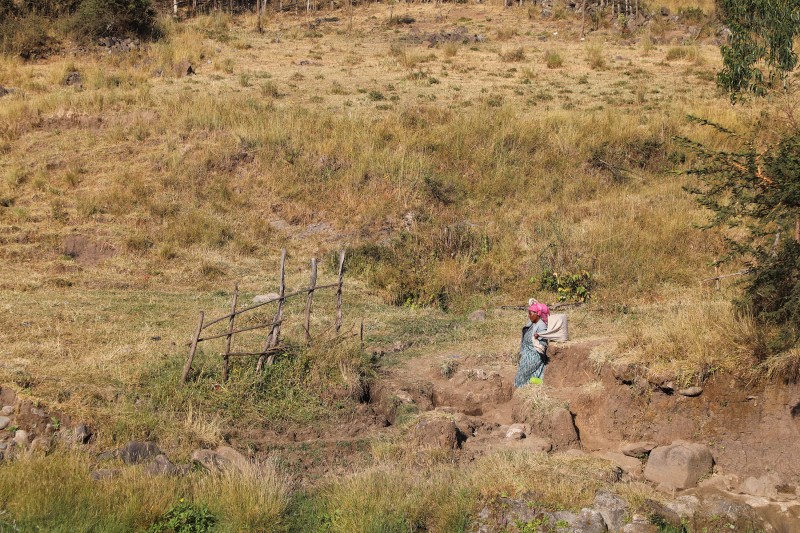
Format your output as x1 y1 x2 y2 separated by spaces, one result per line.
0 1 797 529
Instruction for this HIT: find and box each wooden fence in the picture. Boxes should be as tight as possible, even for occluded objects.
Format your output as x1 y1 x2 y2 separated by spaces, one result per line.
180 249 345 385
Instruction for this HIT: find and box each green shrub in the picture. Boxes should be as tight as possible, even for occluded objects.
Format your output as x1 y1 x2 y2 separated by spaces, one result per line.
0 14 56 59
69 0 159 41
146 500 217 533
537 269 594 302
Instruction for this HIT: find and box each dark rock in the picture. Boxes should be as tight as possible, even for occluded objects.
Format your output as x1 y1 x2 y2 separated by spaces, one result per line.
644 499 682 528
571 508 608 533
64 70 82 87
594 490 629 531
173 60 195 77
75 424 92 444
644 440 713 490
119 441 162 465
145 454 179 476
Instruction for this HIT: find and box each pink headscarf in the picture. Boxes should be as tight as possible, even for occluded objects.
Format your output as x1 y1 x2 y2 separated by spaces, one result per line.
528 302 550 323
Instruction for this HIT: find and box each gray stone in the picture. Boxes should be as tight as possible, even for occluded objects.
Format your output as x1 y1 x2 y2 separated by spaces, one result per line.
1 406 13 416
75 424 92 444
594 490 629 532
215 446 249 472
145 454 179 476
13 430 29 447
571 508 608 533
594 451 643 478
665 495 700 519
468 309 487 321
191 449 229 472
505 423 526 440
173 60 194 77
253 292 280 304
90 468 118 481
620 441 657 457
64 70 82 87
119 441 162 465
30 436 51 454
644 499 682 528
643 440 713 489
0 416 10 430
678 386 703 397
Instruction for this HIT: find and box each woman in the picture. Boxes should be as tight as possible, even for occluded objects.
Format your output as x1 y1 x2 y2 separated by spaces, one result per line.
514 302 550 387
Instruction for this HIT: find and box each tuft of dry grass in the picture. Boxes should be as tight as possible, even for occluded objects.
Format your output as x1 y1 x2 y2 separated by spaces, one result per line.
500 46 526 62
585 42 607 70
544 49 564 68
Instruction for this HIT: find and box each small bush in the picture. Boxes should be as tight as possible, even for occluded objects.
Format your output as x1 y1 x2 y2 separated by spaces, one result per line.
544 50 563 69
146 500 217 533
585 43 606 70
69 0 159 42
0 14 56 59
500 47 526 62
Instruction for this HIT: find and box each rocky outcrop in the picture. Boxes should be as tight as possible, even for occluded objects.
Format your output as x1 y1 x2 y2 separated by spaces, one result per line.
643 440 714 490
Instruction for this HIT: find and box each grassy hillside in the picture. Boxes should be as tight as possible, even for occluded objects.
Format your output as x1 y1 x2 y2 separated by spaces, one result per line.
1 1 796 530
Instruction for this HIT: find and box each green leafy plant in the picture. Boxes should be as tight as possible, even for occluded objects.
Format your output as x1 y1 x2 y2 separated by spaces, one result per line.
537 269 594 302
146 500 217 533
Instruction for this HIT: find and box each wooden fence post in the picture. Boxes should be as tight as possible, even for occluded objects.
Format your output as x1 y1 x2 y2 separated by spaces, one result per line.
304 258 318 345
223 284 239 382
335 250 345 334
181 311 204 385
257 249 286 371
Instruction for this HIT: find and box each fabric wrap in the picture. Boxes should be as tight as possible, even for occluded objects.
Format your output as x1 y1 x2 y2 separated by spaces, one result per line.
539 313 568 342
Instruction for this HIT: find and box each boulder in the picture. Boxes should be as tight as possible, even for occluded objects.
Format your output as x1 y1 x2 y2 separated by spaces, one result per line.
119 441 162 465
643 440 713 489
594 490 629 532
468 309 487 321
173 60 195 77
64 70 82 87
620 441 657 457
622 514 658 533
413 417 458 449
75 424 92 444
0 416 10 430
145 454 180 476
30 436 52 455
550 408 579 448
192 449 229 472
1 406 13 416
505 423 526 440
665 495 700 519
678 386 703 397
215 446 249 471
644 499 682 528
13 430 29 447
572 508 608 533
595 451 643 479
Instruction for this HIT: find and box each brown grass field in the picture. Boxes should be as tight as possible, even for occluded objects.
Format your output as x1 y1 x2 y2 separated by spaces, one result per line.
1 0 798 530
